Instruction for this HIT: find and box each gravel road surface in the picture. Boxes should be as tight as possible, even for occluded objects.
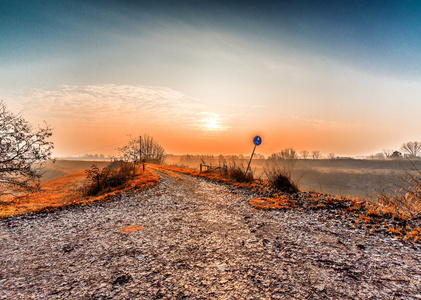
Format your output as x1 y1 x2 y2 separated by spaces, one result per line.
1 171 421 299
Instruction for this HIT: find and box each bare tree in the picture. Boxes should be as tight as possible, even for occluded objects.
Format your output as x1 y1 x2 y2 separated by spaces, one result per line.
300 150 309 159
266 148 298 180
383 149 393 158
371 152 385 160
327 153 336 159
118 134 165 164
401 141 421 158
0 101 54 194
311 150 321 159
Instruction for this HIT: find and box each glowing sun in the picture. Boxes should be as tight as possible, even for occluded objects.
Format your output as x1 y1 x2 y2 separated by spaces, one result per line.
203 117 220 130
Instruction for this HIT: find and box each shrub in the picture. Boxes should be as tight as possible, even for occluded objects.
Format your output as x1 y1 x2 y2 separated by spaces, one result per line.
227 161 253 183
267 171 299 194
84 161 137 196
263 159 299 194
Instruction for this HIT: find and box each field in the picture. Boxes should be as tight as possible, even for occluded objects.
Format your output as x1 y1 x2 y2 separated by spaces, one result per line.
263 159 421 199
167 157 421 199
40 160 111 182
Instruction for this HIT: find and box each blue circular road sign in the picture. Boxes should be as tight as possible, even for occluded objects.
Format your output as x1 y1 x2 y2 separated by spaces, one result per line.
253 136 262 146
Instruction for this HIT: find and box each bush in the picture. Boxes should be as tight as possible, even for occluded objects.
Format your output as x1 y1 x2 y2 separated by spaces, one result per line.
373 170 421 218
267 171 299 194
84 161 137 196
227 161 253 183
263 161 299 194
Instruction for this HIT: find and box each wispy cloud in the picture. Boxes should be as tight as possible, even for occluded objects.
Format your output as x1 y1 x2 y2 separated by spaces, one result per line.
15 84 204 130
289 115 364 131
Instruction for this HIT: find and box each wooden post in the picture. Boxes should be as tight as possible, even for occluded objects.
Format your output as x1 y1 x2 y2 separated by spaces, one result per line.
200 163 202 173
139 135 142 163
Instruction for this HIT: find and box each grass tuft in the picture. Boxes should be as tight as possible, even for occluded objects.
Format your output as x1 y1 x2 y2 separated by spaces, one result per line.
267 172 299 194
227 162 254 183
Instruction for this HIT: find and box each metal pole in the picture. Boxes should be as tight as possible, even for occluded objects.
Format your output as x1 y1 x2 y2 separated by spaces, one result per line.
246 145 256 175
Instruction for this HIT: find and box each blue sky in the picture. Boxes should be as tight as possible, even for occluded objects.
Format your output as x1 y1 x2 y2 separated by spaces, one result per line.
1 0 420 156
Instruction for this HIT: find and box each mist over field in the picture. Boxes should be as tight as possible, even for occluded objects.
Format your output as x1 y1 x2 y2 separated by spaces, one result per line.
166 155 421 199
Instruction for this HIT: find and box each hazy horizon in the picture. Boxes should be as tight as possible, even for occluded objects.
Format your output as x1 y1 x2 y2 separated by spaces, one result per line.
2 1 420 158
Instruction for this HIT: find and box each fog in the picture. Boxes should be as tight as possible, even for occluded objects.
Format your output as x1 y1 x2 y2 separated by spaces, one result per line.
167 156 421 199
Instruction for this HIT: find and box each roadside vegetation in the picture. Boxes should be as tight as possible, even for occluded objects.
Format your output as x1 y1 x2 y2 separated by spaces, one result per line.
371 166 421 219
263 148 300 194
225 161 254 183
0 160 160 219
83 161 138 196
0 132 166 219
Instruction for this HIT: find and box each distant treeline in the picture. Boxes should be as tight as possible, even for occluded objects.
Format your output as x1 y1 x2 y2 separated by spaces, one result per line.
176 154 265 163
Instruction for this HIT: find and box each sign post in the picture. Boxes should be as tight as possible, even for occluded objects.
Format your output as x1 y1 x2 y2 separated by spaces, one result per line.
246 136 262 175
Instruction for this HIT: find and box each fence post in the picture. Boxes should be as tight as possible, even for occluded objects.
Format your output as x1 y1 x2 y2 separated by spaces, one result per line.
200 163 202 173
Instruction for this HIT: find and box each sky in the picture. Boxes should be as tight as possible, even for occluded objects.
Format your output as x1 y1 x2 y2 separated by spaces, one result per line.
1 0 421 158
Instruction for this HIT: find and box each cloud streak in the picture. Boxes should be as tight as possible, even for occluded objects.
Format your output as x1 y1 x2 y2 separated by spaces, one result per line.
16 84 203 130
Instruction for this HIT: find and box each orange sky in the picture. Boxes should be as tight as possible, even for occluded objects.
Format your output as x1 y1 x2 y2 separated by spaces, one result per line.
5 81 417 158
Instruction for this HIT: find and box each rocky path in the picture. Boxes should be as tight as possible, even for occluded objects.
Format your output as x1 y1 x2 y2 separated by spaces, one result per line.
1 172 421 299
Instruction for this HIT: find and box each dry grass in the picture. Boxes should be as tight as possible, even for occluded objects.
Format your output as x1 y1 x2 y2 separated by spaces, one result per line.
367 168 421 220
119 225 145 234
0 164 160 219
226 161 253 183
248 196 292 210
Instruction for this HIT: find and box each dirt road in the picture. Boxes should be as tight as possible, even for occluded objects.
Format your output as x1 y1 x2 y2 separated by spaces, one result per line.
1 171 420 299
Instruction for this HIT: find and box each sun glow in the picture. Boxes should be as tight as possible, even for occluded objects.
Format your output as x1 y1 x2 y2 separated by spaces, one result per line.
204 117 220 130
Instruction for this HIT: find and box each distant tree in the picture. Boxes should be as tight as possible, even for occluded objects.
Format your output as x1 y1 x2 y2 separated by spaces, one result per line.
401 141 421 158
300 150 309 159
118 134 165 164
327 153 336 159
311 150 321 159
267 148 298 179
254 153 265 159
275 148 298 160
0 100 54 194
370 152 385 160
383 149 393 158
180 154 194 163
390 151 403 159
